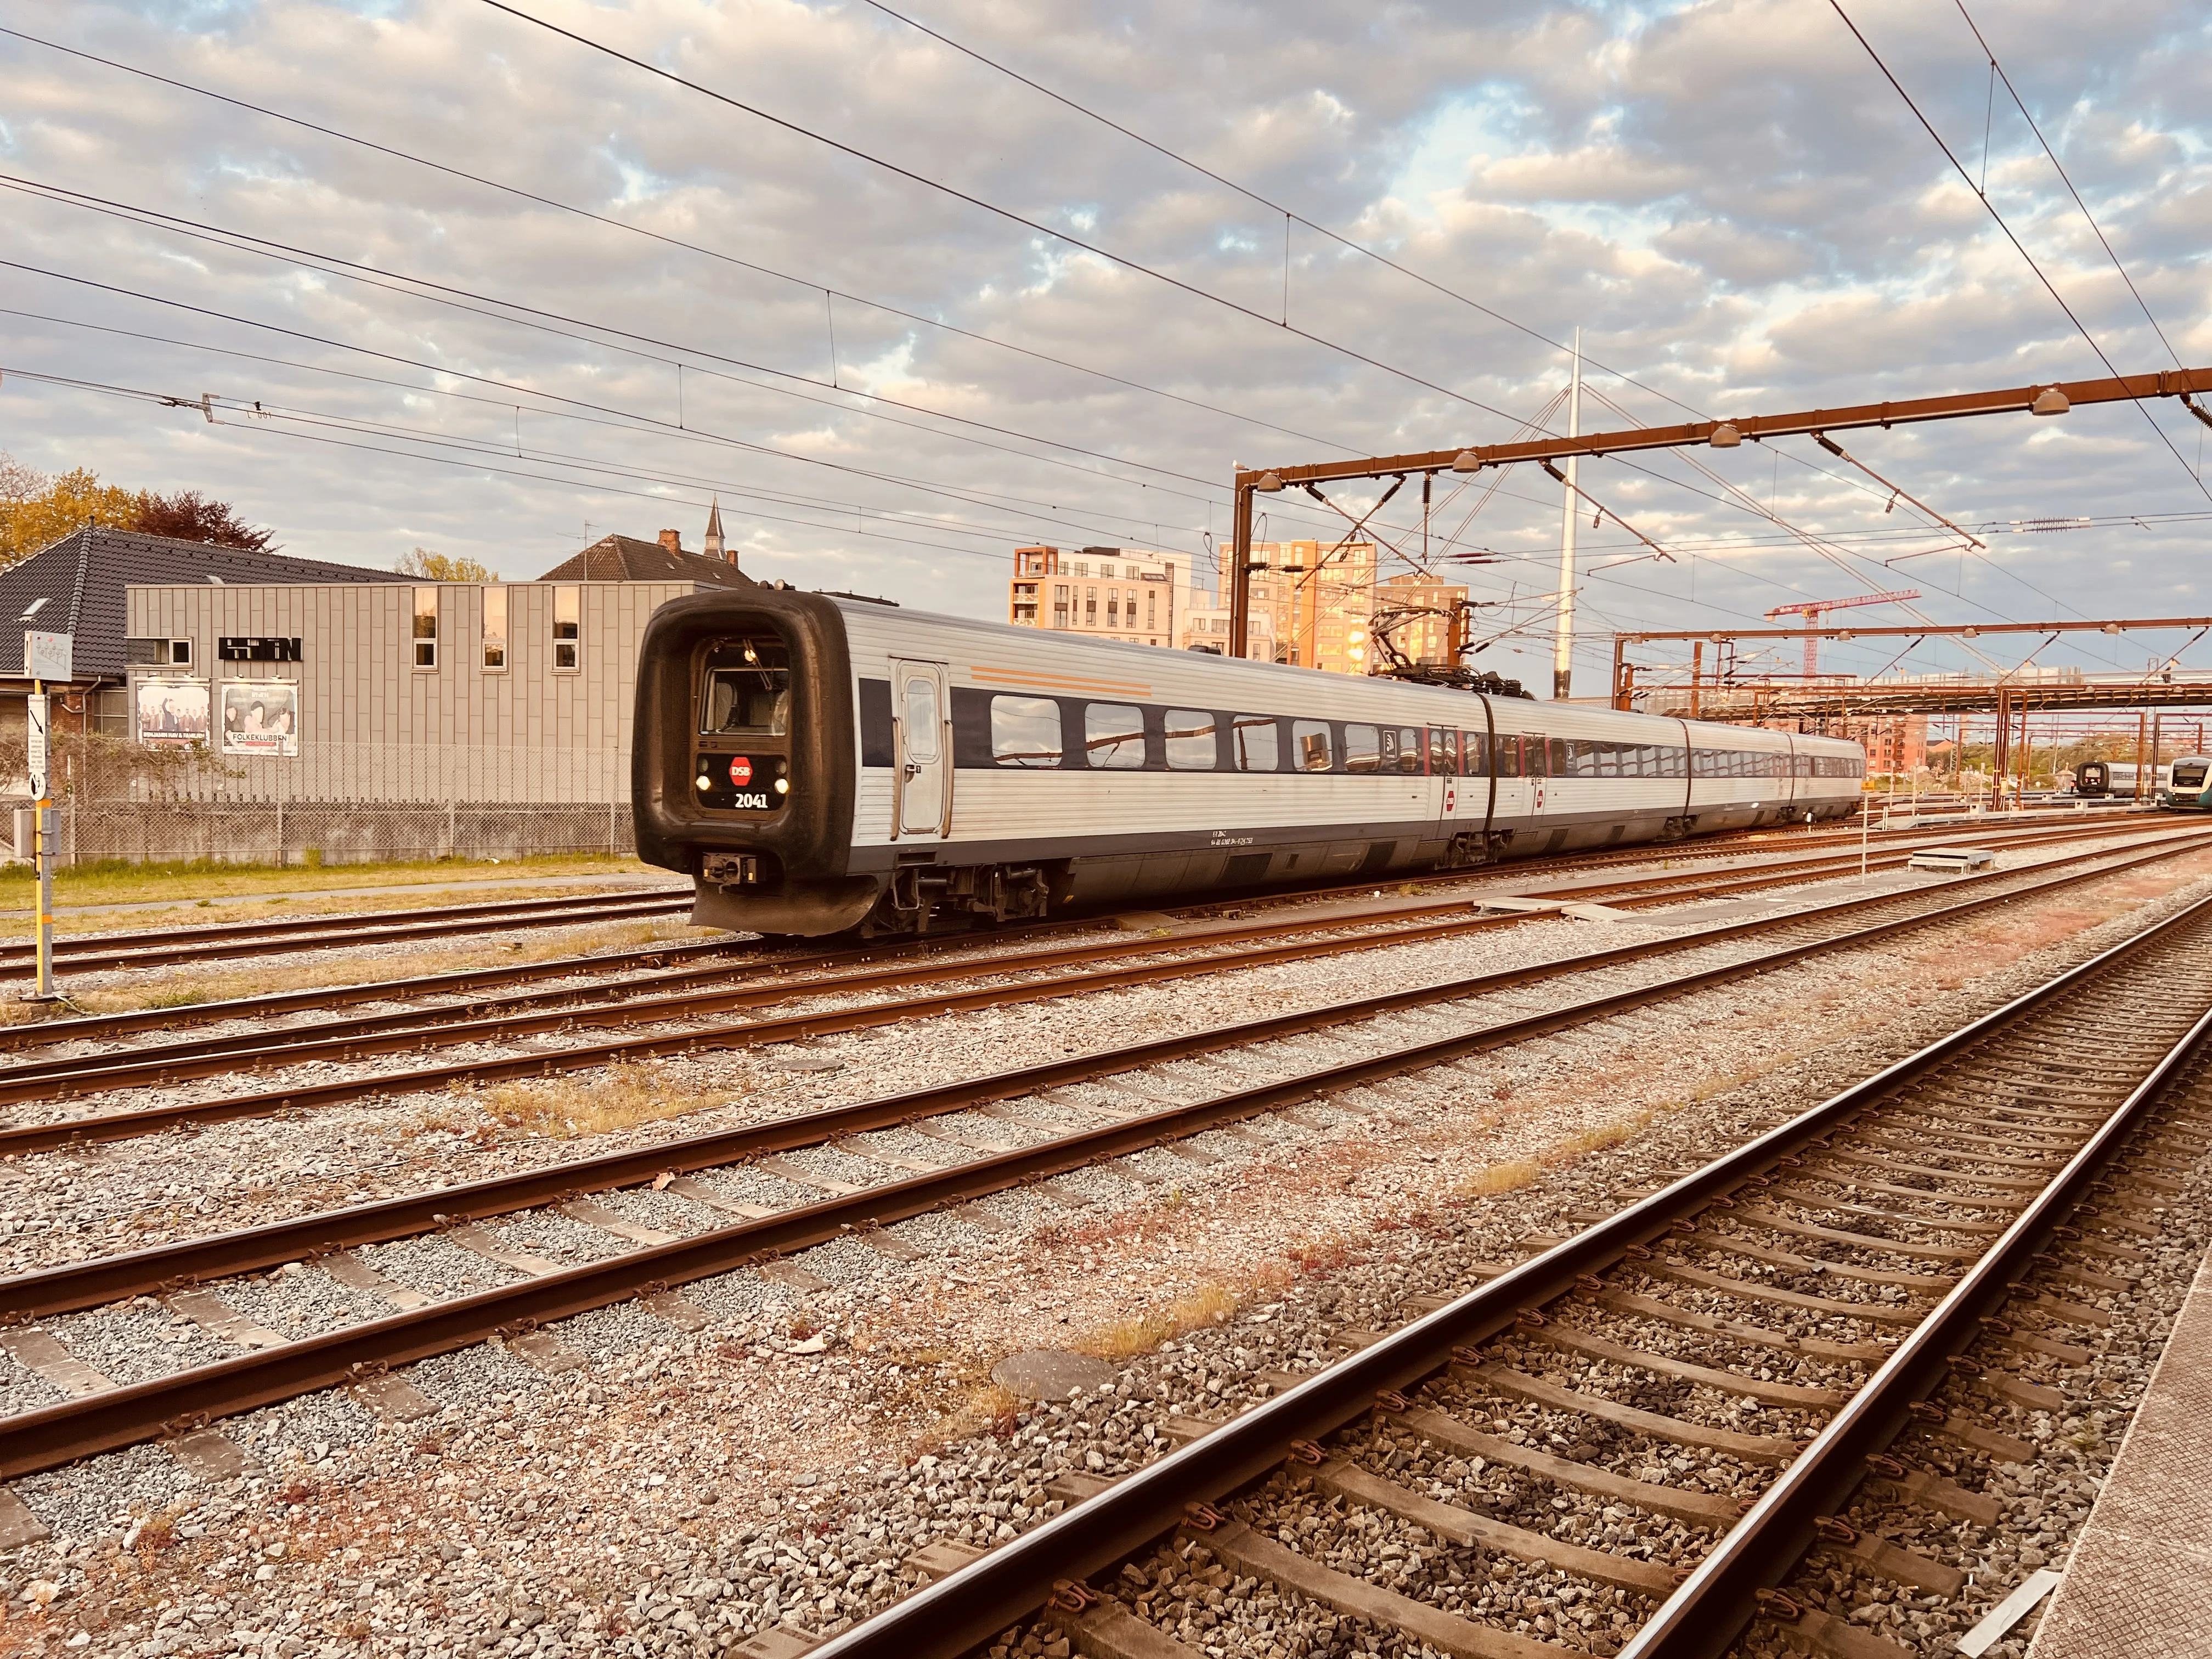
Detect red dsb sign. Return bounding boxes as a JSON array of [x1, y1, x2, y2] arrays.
[[729, 755, 754, 787]]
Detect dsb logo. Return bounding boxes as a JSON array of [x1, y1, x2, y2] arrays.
[[729, 755, 754, 787]]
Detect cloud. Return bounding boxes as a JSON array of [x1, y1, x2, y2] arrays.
[[0, 0, 2205, 690]]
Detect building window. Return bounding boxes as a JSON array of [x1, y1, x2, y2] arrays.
[[553, 585, 581, 671], [413, 586, 439, 669], [1107, 596, 1119, 627], [1053, 585, 1069, 628], [1147, 590, 1158, 630], [482, 585, 508, 670], [1085, 589, 1097, 625], [1074, 562, 1088, 577]]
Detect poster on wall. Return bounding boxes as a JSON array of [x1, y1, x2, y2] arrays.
[[134, 679, 210, 745], [219, 680, 300, 757]]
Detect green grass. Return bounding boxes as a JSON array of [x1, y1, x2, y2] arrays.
[[0, 852, 663, 910]]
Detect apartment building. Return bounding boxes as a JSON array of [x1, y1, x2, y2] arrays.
[[1373, 570, 1472, 668], [1182, 541, 1378, 672], [1007, 546, 1195, 647]]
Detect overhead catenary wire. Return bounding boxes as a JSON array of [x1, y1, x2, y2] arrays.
[[0, 24, 1364, 463], [849, 0, 1733, 431], [0, 256, 1265, 553], [1950, 0, 2186, 374], [0, 367, 1064, 573], [1827, 0, 2212, 504], [473, 0, 1551, 432], [0, 171, 1237, 509], [12, 9, 2187, 620]]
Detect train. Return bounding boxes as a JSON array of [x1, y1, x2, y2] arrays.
[[631, 588, 1869, 935], [2074, 760, 2169, 798], [2160, 756, 2212, 811]]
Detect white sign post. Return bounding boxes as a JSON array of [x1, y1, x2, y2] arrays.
[[21, 631, 69, 1005]]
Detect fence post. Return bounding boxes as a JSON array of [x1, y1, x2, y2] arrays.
[[447, 797, 456, 861], [274, 771, 285, 869], [66, 795, 77, 868]]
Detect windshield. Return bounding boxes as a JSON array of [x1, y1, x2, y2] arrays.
[[701, 637, 790, 735], [2172, 763, 2208, 789]]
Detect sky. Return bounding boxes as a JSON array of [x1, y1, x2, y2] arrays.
[[1, 0, 2208, 696]]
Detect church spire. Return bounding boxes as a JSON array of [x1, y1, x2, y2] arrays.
[[703, 496, 728, 563]]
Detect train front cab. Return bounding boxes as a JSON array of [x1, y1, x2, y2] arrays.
[[632, 589, 878, 934], [2160, 756, 2212, 812]]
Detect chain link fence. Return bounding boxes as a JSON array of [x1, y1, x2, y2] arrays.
[[13, 737, 636, 866]]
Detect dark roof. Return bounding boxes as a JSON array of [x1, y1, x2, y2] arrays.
[[537, 534, 755, 588], [0, 525, 402, 682]]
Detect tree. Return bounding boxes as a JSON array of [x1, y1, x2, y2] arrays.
[[0, 456, 138, 562], [395, 546, 495, 581], [0, 452, 279, 563], [131, 489, 277, 552]]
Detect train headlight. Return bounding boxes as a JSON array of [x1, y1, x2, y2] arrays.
[[695, 773, 712, 791], [774, 777, 790, 794]]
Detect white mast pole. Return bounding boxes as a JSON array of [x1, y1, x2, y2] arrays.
[[1553, 328, 1582, 701]]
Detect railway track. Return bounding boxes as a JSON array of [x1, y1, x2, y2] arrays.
[[803, 881, 2212, 1659], [0, 827, 2201, 1501], [0, 816, 2174, 1143], [0, 815, 2085, 1018], [0, 885, 695, 976], [6, 821, 2206, 1158]]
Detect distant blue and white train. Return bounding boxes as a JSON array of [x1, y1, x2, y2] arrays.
[[632, 591, 1868, 935]]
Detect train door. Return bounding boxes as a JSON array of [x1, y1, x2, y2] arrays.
[[1491, 726, 1536, 834], [891, 659, 951, 840]]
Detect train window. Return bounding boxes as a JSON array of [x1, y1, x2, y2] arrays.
[[700, 639, 791, 736], [1294, 720, 1334, 772], [1085, 703, 1147, 769], [1461, 731, 1489, 777], [1430, 729, 1458, 776], [903, 677, 940, 762], [1164, 710, 1218, 770], [1234, 715, 1280, 772], [1390, 727, 1423, 774], [1494, 735, 1522, 778], [990, 695, 1063, 767], [1344, 725, 1381, 774]]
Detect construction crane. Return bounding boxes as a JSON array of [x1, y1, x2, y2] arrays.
[[1764, 589, 1923, 678]]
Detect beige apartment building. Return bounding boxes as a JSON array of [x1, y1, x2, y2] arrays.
[[1178, 541, 1379, 672], [1008, 546, 1194, 647]]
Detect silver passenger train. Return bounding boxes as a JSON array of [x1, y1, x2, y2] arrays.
[[633, 590, 1869, 935]]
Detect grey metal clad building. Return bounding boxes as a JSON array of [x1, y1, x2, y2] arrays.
[[0, 524, 401, 738], [12, 517, 760, 861]]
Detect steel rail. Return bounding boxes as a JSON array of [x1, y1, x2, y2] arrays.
[[0, 817, 2131, 1101], [0, 817, 2029, 1050], [0, 891, 694, 975], [0, 883, 689, 958], [1620, 991, 2212, 1657], [8, 827, 2206, 1158], [2, 833, 2202, 1350], [798, 888, 2212, 1659]]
